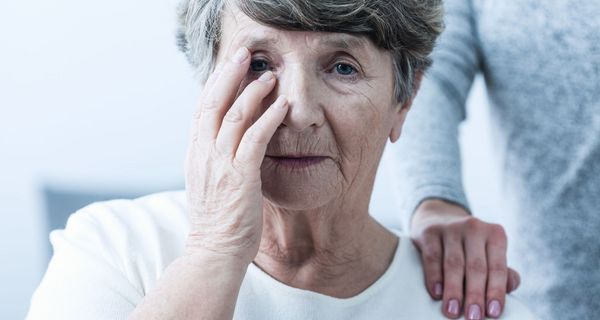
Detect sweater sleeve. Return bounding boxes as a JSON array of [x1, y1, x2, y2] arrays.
[[390, 0, 481, 231], [26, 204, 144, 320]]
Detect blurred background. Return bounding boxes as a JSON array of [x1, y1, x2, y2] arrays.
[[0, 0, 506, 318]]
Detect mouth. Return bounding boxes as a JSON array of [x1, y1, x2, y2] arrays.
[[265, 155, 328, 169]]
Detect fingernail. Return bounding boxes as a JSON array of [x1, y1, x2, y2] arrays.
[[258, 71, 274, 82], [488, 300, 502, 318], [447, 299, 460, 316], [232, 47, 248, 63], [434, 282, 443, 298], [467, 304, 482, 320]]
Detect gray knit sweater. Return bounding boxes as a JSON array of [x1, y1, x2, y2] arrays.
[[391, 0, 600, 319]]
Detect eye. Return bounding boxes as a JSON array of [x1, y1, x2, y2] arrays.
[[250, 59, 269, 72], [334, 63, 357, 76]]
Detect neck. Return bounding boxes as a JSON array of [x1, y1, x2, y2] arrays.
[[254, 199, 398, 298]]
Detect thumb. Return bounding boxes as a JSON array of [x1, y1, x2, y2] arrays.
[[506, 267, 521, 293]]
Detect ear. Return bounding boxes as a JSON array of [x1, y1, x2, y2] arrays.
[[389, 71, 424, 143]]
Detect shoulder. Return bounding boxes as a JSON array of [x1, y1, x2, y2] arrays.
[[60, 190, 189, 253], [74, 190, 189, 234], [390, 230, 537, 320], [28, 191, 190, 318], [52, 190, 189, 289]]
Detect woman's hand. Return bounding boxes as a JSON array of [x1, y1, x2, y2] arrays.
[[411, 199, 520, 320], [132, 47, 288, 320], [185, 46, 288, 265]]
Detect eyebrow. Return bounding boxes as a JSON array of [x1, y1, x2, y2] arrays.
[[244, 36, 280, 49], [320, 36, 368, 50], [241, 34, 368, 51]]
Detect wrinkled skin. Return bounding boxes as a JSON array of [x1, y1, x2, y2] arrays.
[[184, 5, 518, 320], [185, 7, 407, 266]]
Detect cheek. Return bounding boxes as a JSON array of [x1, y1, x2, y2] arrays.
[[323, 88, 394, 187], [325, 93, 389, 160], [325, 110, 375, 188], [320, 72, 374, 101]]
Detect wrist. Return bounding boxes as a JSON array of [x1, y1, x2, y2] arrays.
[[176, 250, 249, 290], [412, 198, 470, 228], [131, 246, 247, 319], [185, 231, 259, 267], [182, 246, 251, 271]]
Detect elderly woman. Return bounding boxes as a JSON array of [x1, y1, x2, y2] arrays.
[[27, 0, 534, 319]]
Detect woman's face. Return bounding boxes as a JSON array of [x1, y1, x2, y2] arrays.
[[216, 7, 410, 210]]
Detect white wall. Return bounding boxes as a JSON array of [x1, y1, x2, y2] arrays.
[[0, 1, 502, 318], [460, 77, 507, 225], [0, 0, 196, 318], [370, 76, 505, 229]]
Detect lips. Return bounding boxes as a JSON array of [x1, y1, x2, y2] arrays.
[[265, 155, 328, 169]]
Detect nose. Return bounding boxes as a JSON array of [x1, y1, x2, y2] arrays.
[[275, 66, 325, 132]]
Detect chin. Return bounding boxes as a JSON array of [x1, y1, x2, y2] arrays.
[[260, 174, 339, 211]]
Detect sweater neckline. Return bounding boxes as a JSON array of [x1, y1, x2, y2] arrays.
[[246, 233, 406, 306]]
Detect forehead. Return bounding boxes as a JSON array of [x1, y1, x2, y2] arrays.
[[220, 6, 378, 56]]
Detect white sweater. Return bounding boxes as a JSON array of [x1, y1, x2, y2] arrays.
[[27, 191, 535, 319]]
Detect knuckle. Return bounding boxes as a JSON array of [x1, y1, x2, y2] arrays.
[[209, 143, 227, 158], [193, 109, 203, 120], [191, 128, 201, 144], [466, 291, 485, 303], [244, 128, 266, 145], [488, 238, 507, 251], [465, 217, 482, 231], [466, 258, 487, 274], [422, 224, 443, 237], [488, 237, 508, 252], [224, 107, 243, 123], [230, 158, 250, 177], [487, 287, 506, 299], [443, 282, 462, 295], [488, 261, 507, 274], [445, 254, 465, 269], [201, 98, 220, 111], [423, 249, 443, 265], [489, 224, 507, 240]]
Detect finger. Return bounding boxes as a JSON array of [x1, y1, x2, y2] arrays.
[[464, 230, 488, 320], [506, 267, 520, 293], [442, 232, 465, 319], [415, 232, 444, 300], [195, 47, 251, 142], [190, 64, 224, 141], [215, 71, 277, 155], [235, 95, 288, 166], [200, 63, 225, 99], [193, 61, 227, 124], [485, 226, 508, 318]]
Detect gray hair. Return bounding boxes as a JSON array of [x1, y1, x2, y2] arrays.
[[176, 0, 444, 103]]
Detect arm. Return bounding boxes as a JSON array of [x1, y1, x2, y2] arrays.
[[27, 204, 252, 320], [393, 0, 479, 227], [130, 47, 288, 319], [29, 47, 287, 320], [129, 253, 247, 320], [390, 0, 518, 318]]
